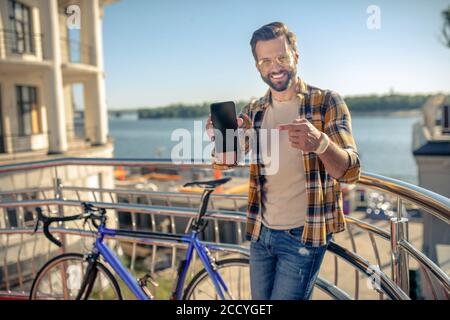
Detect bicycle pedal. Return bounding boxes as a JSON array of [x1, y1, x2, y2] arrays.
[[138, 273, 159, 288], [138, 274, 159, 299], [138, 283, 154, 299]]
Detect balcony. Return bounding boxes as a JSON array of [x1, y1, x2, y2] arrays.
[[0, 158, 448, 300], [60, 36, 94, 66], [0, 29, 43, 61], [0, 29, 95, 68]]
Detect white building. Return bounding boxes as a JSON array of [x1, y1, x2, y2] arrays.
[[0, 1, 118, 285], [0, 0, 117, 192], [0, 0, 115, 158]]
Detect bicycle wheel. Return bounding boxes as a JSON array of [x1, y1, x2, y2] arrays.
[[183, 258, 250, 300], [30, 253, 122, 300]]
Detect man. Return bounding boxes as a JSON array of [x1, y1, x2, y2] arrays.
[[206, 22, 360, 300]]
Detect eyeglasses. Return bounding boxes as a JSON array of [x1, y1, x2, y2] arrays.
[[257, 53, 293, 71]]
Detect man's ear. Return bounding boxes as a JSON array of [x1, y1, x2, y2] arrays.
[[293, 52, 299, 64]]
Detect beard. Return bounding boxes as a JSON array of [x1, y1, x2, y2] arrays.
[[260, 68, 296, 92]]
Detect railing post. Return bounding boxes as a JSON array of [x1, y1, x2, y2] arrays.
[[54, 173, 66, 253], [390, 198, 410, 295]]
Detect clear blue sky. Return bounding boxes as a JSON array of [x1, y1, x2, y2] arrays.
[[101, 0, 450, 110]]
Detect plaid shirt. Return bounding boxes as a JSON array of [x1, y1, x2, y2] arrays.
[[212, 78, 361, 247]]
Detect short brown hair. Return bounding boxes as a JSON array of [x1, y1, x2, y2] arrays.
[[250, 22, 298, 60]]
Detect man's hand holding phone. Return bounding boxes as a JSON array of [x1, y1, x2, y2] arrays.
[[206, 101, 251, 166], [206, 114, 247, 141]]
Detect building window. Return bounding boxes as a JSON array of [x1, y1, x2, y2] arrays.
[[16, 86, 41, 136], [8, 0, 34, 54]]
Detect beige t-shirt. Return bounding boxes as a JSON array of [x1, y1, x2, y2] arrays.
[[260, 96, 307, 230]]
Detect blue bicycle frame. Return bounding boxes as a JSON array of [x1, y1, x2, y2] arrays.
[[91, 224, 232, 300]]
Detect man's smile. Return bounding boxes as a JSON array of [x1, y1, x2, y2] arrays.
[[270, 71, 288, 81]]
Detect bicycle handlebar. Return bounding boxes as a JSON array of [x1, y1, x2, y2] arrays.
[[34, 203, 106, 247], [36, 178, 231, 245]]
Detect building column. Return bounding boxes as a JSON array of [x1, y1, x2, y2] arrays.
[[41, 0, 68, 153], [63, 83, 75, 142], [0, 80, 13, 153], [82, 0, 108, 145], [0, 1, 6, 59]]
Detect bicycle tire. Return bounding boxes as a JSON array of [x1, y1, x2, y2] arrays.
[[30, 253, 122, 300], [183, 258, 250, 300]]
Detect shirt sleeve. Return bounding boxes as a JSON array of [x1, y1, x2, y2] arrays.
[[324, 91, 361, 184]]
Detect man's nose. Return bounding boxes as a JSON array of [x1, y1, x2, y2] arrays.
[[271, 63, 283, 73]]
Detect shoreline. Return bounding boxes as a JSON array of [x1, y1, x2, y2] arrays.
[[131, 109, 423, 120], [111, 109, 423, 120], [348, 109, 422, 117]]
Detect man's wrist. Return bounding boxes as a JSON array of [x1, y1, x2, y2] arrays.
[[314, 132, 330, 155]]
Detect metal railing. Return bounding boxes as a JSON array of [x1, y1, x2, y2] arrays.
[[60, 36, 94, 65], [0, 29, 43, 57], [0, 29, 94, 66], [0, 158, 449, 300], [0, 199, 408, 300]]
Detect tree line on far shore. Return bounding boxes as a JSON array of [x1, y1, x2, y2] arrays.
[[135, 93, 446, 119]]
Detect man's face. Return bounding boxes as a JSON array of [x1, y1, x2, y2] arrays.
[[254, 36, 298, 92]]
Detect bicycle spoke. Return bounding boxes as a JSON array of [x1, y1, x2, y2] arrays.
[[195, 284, 217, 299], [97, 272, 105, 300], [61, 261, 69, 300]]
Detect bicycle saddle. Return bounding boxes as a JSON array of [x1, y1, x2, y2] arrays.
[[183, 177, 232, 188]]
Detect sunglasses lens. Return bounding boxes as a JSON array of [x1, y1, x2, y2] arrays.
[[258, 53, 293, 70], [259, 60, 271, 70], [277, 54, 292, 66]]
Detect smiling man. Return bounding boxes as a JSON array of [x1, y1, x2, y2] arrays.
[[206, 22, 361, 300]]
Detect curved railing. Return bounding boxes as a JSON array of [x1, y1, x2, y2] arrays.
[[358, 173, 449, 223], [0, 199, 409, 300], [0, 158, 448, 300]]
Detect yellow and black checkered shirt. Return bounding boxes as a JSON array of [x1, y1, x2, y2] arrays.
[[212, 78, 361, 247]]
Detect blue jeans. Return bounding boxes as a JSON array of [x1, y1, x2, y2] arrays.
[[250, 224, 332, 300]]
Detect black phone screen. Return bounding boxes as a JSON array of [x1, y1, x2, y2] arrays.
[[210, 101, 238, 156]]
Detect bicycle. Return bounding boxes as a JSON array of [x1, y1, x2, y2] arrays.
[[29, 177, 250, 300]]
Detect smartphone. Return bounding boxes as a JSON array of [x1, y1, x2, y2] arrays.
[[210, 101, 239, 165]]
